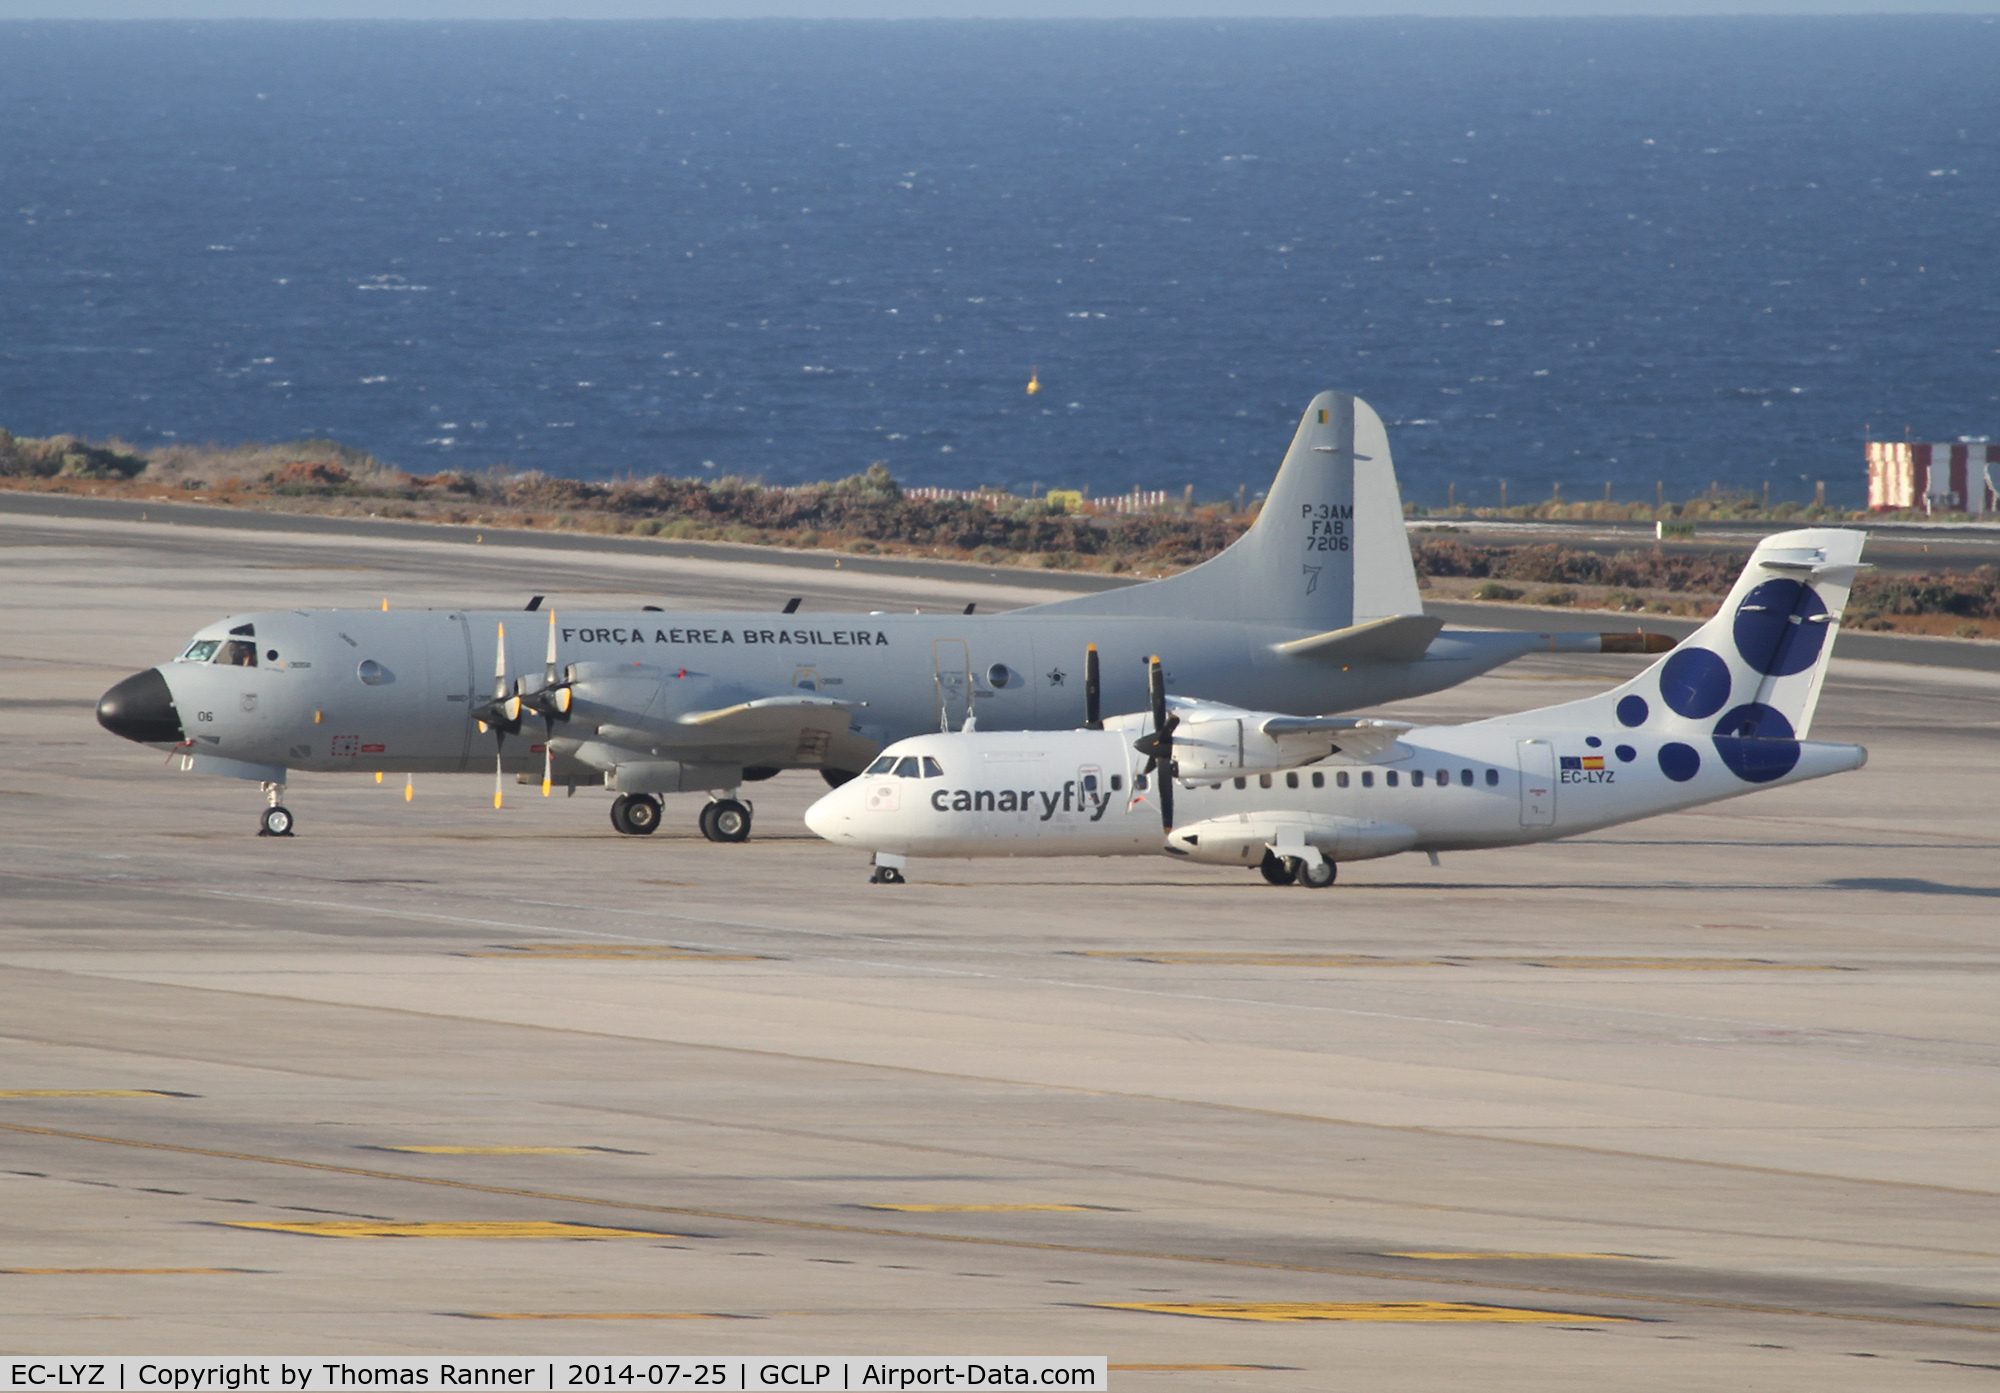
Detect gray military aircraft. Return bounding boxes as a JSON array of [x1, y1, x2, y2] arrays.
[[95, 391, 1670, 840]]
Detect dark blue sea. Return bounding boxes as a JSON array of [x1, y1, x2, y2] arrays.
[[3, 18, 1996, 509]]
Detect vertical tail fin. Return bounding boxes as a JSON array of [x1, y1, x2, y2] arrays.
[[1493, 529, 1868, 759], [1025, 392, 1421, 629]]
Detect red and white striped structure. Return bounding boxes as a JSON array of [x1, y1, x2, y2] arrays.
[[1867, 441, 1998, 516]]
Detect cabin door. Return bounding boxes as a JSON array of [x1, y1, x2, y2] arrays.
[[1516, 739, 1557, 826]]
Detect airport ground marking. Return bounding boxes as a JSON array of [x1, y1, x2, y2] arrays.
[[373, 1146, 598, 1155], [0, 1089, 196, 1099], [1, 1267, 259, 1275], [459, 944, 777, 961], [1382, 1252, 1665, 1261], [220, 1220, 675, 1239], [453, 1312, 748, 1320], [858, 1204, 1121, 1213], [9, 1120, 2000, 1336], [1071, 952, 1843, 971], [1099, 1301, 1629, 1323]]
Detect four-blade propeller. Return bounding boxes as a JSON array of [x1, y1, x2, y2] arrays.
[[472, 613, 578, 805]]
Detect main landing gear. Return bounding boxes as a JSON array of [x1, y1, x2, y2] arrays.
[[1259, 850, 1335, 887], [609, 793, 663, 836], [699, 798, 752, 843], [257, 781, 294, 838], [608, 793, 753, 842]]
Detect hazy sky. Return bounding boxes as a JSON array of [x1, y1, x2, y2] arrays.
[[5, 2, 1995, 17]]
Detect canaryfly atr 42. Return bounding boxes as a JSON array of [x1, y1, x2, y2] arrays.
[[93, 391, 1667, 842], [804, 529, 1869, 885]]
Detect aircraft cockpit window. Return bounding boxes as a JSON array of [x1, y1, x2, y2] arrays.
[[894, 756, 922, 778], [214, 640, 258, 667], [921, 757, 945, 778], [181, 640, 221, 663], [865, 756, 897, 775]]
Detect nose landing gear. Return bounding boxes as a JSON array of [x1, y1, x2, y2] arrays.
[[257, 781, 295, 838]]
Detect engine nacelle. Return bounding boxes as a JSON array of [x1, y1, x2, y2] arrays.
[[1166, 812, 1417, 865]]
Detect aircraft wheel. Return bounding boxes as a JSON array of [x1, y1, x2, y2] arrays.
[[870, 866, 905, 885], [258, 805, 295, 838], [609, 794, 635, 835], [1296, 857, 1337, 889], [1258, 851, 1296, 886], [623, 794, 663, 836], [703, 798, 752, 843]]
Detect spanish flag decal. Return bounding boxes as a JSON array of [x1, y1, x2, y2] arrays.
[[1582, 756, 1605, 770]]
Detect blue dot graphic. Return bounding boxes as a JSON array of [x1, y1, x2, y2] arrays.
[[1658, 647, 1732, 720], [1733, 579, 1829, 678], [1711, 704, 1801, 783], [1658, 742, 1701, 782], [1615, 744, 1636, 763], [1585, 736, 1601, 748], [1616, 695, 1650, 727]]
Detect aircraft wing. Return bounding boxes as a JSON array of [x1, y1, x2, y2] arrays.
[[1271, 614, 1444, 665], [675, 694, 860, 738]]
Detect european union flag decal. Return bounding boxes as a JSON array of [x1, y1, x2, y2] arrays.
[[1560, 756, 1582, 771]]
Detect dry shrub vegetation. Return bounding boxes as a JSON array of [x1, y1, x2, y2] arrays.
[[3, 428, 1995, 639]]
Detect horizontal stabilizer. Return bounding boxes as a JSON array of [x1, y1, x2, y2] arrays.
[[1272, 614, 1443, 665], [1598, 631, 1679, 655]]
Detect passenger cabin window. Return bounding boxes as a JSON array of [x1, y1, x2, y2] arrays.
[[1360, 771, 1373, 788], [1337, 771, 1350, 789], [215, 640, 258, 667], [181, 640, 221, 663], [894, 757, 921, 778], [1259, 773, 1272, 789], [1311, 772, 1324, 789], [1134, 774, 1148, 791], [1385, 770, 1399, 787], [1110, 774, 1123, 792], [1411, 770, 1424, 788], [1081, 772, 1099, 793], [1485, 768, 1500, 786], [1460, 769, 1473, 786], [922, 757, 945, 778], [1437, 770, 1449, 787], [1233, 777, 1246, 790], [1285, 772, 1298, 789], [865, 755, 897, 775]]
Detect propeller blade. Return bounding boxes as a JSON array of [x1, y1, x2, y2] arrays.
[[493, 748, 504, 809], [545, 609, 559, 684], [1084, 644, 1101, 730], [542, 739, 553, 797], [493, 621, 509, 699], [1148, 655, 1174, 832]]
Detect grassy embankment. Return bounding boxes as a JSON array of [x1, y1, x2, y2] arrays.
[[5, 428, 1997, 640]]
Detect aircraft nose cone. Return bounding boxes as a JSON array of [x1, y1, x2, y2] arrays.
[[97, 668, 185, 744], [803, 790, 847, 843]]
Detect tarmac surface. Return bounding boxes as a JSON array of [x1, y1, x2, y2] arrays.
[[4, 512, 2000, 1388]]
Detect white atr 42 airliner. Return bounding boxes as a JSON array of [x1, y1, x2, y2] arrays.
[[805, 529, 1869, 885]]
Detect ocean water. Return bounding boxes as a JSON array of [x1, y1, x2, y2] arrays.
[[2, 18, 1995, 509]]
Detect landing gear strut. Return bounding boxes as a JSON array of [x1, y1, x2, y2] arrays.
[[869, 852, 907, 885], [257, 781, 294, 838], [610, 793, 662, 836], [699, 797, 752, 843], [1257, 850, 1295, 886]]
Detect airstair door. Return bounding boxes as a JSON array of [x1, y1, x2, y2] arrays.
[[1517, 739, 1557, 827], [934, 639, 972, 732]]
